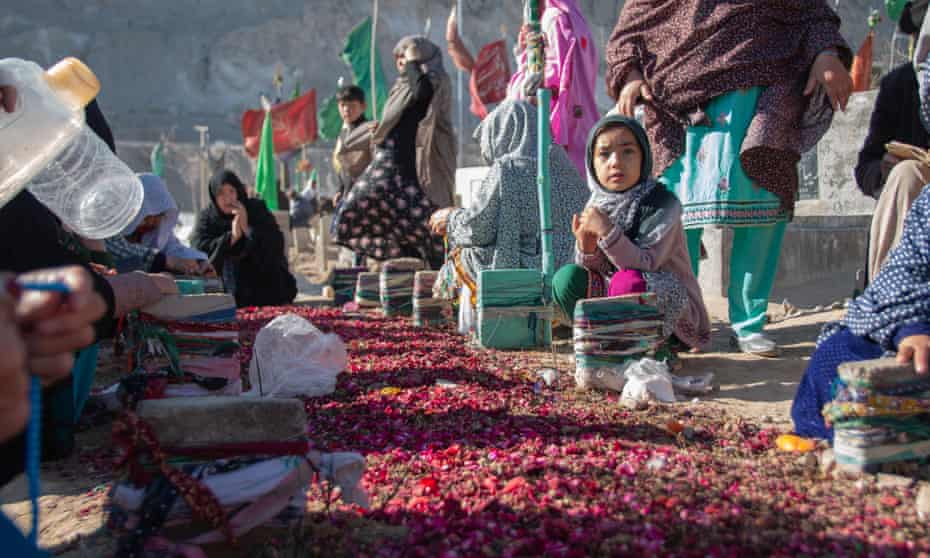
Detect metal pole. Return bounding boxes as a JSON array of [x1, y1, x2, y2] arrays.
[[194, 125, 209, 214], [526, 0, 553, 295], [456, 0, 464, 167], [371, 0, 379, 120]]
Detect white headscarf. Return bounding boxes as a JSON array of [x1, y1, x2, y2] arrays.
[[120, 173, 207, 260]]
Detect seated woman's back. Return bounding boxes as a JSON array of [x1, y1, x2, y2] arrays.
[[445, 100, 588, 276]]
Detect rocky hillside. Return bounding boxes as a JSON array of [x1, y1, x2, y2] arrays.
[[0, 0, 895, 144]]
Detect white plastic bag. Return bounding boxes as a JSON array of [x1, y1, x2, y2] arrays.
[[246, 314, 347, 398], [620, 358, 676, 403]]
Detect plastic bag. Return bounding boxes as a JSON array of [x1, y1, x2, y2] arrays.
[[620, 358, 676, 403], [246, 314, 347, 397]]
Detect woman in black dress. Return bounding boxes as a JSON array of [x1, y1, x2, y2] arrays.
[[191, 170, 297, 307]]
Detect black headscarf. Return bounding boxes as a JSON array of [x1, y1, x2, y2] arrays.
[[207, 169, 249, 219]]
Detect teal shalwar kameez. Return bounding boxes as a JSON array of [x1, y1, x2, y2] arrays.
[[659, 87, 787, 338]]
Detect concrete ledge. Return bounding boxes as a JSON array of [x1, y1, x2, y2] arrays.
[[698, 215, 869, 305]]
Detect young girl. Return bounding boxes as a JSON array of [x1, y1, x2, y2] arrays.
[[552, 115, 711, 352]]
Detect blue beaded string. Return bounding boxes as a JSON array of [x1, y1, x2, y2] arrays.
[[26, 375, 40, 547]]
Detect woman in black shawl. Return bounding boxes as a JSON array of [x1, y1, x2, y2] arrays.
[[191, 170, 296, 307], [331, 36, 446, 269]]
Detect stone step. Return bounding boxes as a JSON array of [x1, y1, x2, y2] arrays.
[[136, 396, 307, 447]]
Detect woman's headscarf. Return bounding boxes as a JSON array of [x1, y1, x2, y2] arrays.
[[583, 115, 658, 235], [476, 98, 537, 162], [119, 173, 207, 260], [208, 169, 248, 219]]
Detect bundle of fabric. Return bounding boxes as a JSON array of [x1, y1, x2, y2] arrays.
[[355, 272, 381, 308], [573, 294, 665, 391], [101, 294, 242, 409], [332, 267, 367, 306], [380, 258, 425, 317], [108, 399, 367, 556], [173, 276, 225, 294], [825, 358, 930, 469], [413, 271, 450, 327], [476, 269, 552, 349]]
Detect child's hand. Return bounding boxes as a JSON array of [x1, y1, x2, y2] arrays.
[[580, 207, 613, 238], [572, 214, 597, 254]]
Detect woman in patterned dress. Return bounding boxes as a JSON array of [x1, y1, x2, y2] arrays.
[[332, 36, 448, 269], [428, 100, 587, 330], [605, 1, 853, 356]]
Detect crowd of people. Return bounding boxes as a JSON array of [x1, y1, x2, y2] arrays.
[[4, 0, 930, 552]]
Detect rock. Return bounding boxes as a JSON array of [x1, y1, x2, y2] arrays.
[[917, 482, 930, 521], [646, 456, 667, 471], [819, 449, 836, 475], [620, 397, 648, 411], [798, 452, 818, 469], [876, 473, 915, 489], [137, 396, 308, 447]]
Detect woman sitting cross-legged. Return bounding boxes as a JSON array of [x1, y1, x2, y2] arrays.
[[552, 115, 711, 360], [792, 186, 930, 440], [428, 100, 588, 333], [191, 170, 297, 308]]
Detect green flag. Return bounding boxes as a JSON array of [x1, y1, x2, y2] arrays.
[[318, 16, 389, 140], [319, 93, 343, 141], [254, 111, 278, 211], [886, 0, 907, 21], [150, 141, 164, 178], [341, 16, 388, 121]]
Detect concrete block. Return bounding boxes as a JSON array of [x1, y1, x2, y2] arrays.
[[810, 90, 879, 218], [136, 396, 307, 447], [696, 215, 869, 304]]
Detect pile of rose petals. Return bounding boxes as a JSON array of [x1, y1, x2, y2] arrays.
[[237, 306, 929, 557]]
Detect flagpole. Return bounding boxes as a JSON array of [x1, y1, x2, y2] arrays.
[[456, 0, 464, 168], [371, 0, 379, 121]]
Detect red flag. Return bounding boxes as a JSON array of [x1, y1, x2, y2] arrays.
[[241, 89, 318, 158], [850, 32, 873, 93], [469, 40, 510, 119]]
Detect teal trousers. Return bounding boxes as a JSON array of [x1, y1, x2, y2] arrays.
[[685, 223, 786, 337]]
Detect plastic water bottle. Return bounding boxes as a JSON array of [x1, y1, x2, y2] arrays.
[[0, 57, 142, 239]]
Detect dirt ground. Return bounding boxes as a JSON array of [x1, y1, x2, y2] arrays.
[[0, 254, 849, 555]]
